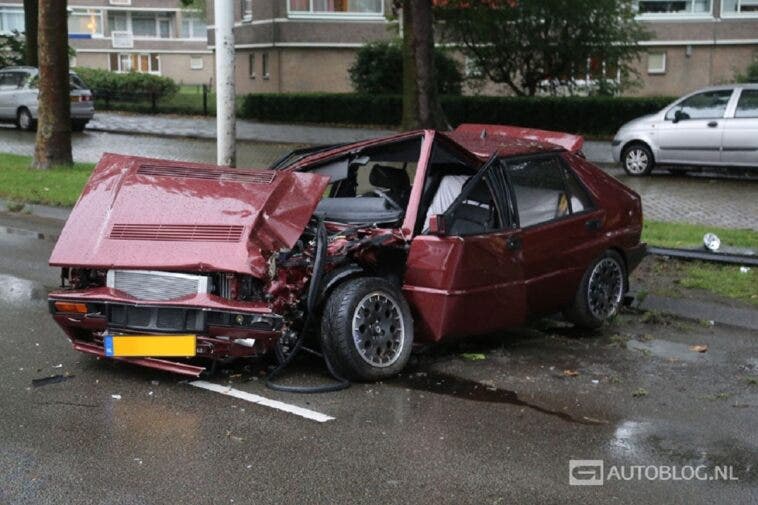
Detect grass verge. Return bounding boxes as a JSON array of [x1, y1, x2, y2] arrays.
[[642, 220, 758, 250], [680, 263, 757, 305], [0, 153, 95, 207]]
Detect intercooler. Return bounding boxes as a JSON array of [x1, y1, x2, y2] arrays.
[[106, 269, 210, 301]]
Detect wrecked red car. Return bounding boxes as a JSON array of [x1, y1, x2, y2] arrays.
[[48, 124, 645, 380]]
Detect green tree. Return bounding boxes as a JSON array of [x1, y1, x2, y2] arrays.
[[437, 0, 649, 96], [0, 32, 25, 67], [33, 0, 72, 169], [350, 41, 463, 95], [735, 61, 758, 83]]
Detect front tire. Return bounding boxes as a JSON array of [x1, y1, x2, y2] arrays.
[[16, 108, 35, 131], [564, 251, 627, 329], [321, 277, 413, 381], [622, 143, 654, 176]]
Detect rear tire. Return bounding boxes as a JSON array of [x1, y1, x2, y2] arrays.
[[321, 277, 413, 381], [16, 108, 35, 132], [564, 250, 627, 329], [71, 120, 88, 132], [622, 143, 654, 176]]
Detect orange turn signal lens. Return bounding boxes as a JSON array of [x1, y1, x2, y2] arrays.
[[54, 302, 88, 314]]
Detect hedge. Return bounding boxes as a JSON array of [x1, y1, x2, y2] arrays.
[[73, 67, 179, 101], [240, 93, 676, 135]]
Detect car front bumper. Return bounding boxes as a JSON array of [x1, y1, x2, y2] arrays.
[[48, 289, 285, 377]]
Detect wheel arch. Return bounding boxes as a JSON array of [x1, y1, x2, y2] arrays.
[[621, 139, 655, 163]]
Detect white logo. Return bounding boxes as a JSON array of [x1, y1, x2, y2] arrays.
[[569, 460, 604, 486]]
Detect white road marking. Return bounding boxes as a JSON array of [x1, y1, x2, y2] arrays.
[[188, 380, 335, 423]]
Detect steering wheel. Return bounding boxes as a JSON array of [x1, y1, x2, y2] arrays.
[[371, 189, 402, 211]]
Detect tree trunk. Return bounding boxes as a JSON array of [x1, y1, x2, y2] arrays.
[[23, 0, 38, 67], [401, 0, 448, 130], [33, 0, 72, 169]]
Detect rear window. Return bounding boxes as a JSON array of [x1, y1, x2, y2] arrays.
[[735, 89, 758, 119], [70, 74, 87, 90]]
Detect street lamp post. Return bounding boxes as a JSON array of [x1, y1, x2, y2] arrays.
[[214, 0, 236, 167]]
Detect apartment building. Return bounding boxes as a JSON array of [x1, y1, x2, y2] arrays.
[[632, 0, 758, 96], [0, 0, 213, 84], [206, 0, 396, 94], [209, 1, 757, 97]]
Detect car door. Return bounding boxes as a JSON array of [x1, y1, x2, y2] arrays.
[[721, 88, 758, 167], [403, 157, 527, 342], [0, 72, 15, 119], [500, 153, 604, 318], [656, 89, 734, 165]]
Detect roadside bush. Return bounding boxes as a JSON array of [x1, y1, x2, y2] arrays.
[[240, 93, 675, 134], [73, 67, 179, 100], [349, 41, 463, 95], [735, 61, 758, 83]]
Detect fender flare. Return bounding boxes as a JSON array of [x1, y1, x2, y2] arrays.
[[317, 264, 365, 306]]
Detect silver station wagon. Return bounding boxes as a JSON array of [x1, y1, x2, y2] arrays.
[[0, 66, 94, 132], [612, 84, 758, 176]]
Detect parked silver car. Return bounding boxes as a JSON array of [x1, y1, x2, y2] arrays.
[[0, 66, 94, 132], [612, 84, 758, 176]]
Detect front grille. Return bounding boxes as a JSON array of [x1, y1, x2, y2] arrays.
[[109, 224, 244, 243], [108, 304, 206, 333], [107, 270, 209, 301]]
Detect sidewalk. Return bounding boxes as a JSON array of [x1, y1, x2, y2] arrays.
[[88, 111, 614, 164], [88, 112, 396, 146]]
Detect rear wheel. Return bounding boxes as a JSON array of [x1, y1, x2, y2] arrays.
[[622, 143, 654, 176], [71, 120, 88, 132], [16, 108, 35, 131], [564, 251, 626, 329], [321, 277, 413, 381]]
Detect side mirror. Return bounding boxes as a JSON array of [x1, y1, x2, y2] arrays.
[[428, 214, 446, 235], [672, 109, 685, 124]]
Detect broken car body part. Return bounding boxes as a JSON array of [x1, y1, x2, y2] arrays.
[[47, 124, 646, 382]]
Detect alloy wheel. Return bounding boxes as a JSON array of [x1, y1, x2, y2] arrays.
[[624, 148, 649, 175], [587, 258, 624, 320], [351, 291, 405, 367]]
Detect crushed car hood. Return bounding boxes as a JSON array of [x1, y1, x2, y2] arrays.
[[49, 153, 329, 278]]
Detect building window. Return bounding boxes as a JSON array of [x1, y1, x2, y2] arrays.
[[132, 13, 171, 38], [108, 12, 129, 33], [261, 53, 270, 79], [647, 52, 667, 74], [241, 0, 253, 21], [634, 0, 711, 16], [110, 53, 160, 74], [288, 0, 383, 16], [181, 13, 207, 38], [68, 9, 103, 36], [248, 53, 256, 78], [722, 0, 758, 15], [0, 7, 24, 34]]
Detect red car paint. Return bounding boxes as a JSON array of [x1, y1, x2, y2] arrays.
[[48, 127, 644, 377]]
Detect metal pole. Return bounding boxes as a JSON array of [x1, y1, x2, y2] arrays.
[[214, 0, 236, 167]]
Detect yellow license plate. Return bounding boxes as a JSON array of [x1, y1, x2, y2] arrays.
[[104, 334, 196, 357]]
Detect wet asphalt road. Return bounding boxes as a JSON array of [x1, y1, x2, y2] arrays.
[[0, 213, 756, 504]]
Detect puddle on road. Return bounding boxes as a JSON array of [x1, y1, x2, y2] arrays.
[[0, 274, 47, 304], [627, 339, 719, 363], [0, 225, 56, 242], [394, 370, 606, 425]]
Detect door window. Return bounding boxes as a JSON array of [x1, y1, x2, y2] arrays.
[[665, 89, 733, 120], [503, 156, 593, 228], [735, 89, 758, 118], [443, 171, 504, 236]]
